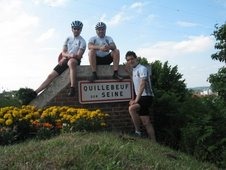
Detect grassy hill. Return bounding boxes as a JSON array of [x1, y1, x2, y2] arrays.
[[0, 132, 217, 170]]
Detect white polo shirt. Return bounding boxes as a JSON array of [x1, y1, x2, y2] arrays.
[[64, 35, 86, 55], [132, 64, 154, 96], [88, 35, 114, 57]]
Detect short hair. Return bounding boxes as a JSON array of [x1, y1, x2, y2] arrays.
[[125, 51, 137, 59]]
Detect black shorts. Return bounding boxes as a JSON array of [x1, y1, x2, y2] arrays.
[[96, 53, 113, 65], [137, 96, 153, 116], [53, 59, 81, 75]]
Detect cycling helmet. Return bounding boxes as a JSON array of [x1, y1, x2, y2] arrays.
[[71, 20, 83, 29], [95, 22, 106, 30]]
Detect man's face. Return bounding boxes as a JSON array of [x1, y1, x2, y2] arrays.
[[96, 28, 106, 38], [72, 27, 82, 36], [126, 55, 137, 67]]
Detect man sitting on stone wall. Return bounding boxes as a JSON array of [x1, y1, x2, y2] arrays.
[[88, 22, 123, 82], [35, 20, 86, 97]]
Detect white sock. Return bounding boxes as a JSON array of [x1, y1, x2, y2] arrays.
[[135, 131, 141, 135]]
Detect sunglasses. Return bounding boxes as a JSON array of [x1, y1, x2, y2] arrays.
[[72, 27, 81, 30], [96, 28, 106, 31]]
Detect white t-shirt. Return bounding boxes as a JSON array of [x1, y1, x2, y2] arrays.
[[64, 35, 86, 55], [132, 64, 154, 96], [88, 35, 114, 57]]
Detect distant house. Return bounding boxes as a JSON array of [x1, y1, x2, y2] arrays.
[[190, 86, 218, 97], [200, 88, 213, 96]]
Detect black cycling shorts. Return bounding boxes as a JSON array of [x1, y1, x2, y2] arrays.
[[137, 96, 153, 116], [96, 53, 113, 65], [53, 59, 81, 75]]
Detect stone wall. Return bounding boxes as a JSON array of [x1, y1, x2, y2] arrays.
[[30, 65, 134, 132]]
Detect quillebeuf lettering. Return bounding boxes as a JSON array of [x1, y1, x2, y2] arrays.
[[80, 80, 132, 104], [106, 85, 109, 90], [84, 83, 130, 92], [116, 84, 119, 90], [124, 84, 129, 90], [111, 85, 114, 90], [83, 86, 87, 91], [88, 86, 93, 91]]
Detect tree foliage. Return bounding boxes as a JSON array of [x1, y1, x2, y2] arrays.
[[209, 23, 226, 100], [137, 57, 189, 148], [211, 23, 226, 63], [138, 57, 226, 168], [0, 91, 20, 107], [208, 67, 226, 101], [151, 60, 187, 98]]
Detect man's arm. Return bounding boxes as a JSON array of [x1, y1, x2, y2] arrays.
[[88, 41, 116, 52], [108, 42, 116, 50], [73, 48, 85, 60], [61, 45, 73, 58], [88, 42, 100, 50]]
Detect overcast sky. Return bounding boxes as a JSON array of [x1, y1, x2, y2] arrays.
[[0, 0, 225, 92]]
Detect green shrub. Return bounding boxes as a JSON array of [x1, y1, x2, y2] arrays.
[[15, 88, 37, 105], [180, 96, 226, 168], [0, 91, 20, 107]]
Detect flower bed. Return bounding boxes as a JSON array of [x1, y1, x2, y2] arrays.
[[0, 106, 109, 144]]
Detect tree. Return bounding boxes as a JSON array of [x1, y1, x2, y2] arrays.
[[0, 91, 20, 107], [138, 57, 226, 167], [211, 23, 226, 63], [208, 23, 226, 101], [208, 67, 226, 100], [137, 57, 189, 147], [151, 60, 187, 98], [150, 60, 189, 148]]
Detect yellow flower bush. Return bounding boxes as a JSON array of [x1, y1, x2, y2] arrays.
[[0, 106, 109, 144]]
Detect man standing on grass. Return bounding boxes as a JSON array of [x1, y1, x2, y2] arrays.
[[125, 51, 156, 142]]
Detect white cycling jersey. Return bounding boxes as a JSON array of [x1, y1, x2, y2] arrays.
[[64, 35, 86, 55], [89, 35, 114, 57], [132, 64, 154, 96]]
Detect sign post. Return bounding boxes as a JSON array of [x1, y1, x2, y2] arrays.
[[78, 79, 133, 104]]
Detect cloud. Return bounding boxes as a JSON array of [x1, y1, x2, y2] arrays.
[[32, 0, 68, 7], [176, 21, 199, 27], [215, 0, 226, 8], [0, 1, 39, 36], [0, 0, 56, 91], [173, 35, 213, 52], [146, 14, 157, 21], [136, 35, 214, 61], [100, 11, 131, 27], [36, 28, 55, 43], [102, 2, 146, 27], [107, 12, 132, 27], [108, 13, 124, 26], [130, 2, 144, 10], [0, 1, 39, 53]]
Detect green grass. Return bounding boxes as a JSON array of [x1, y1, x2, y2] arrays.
[[0, 132, 217, 170]]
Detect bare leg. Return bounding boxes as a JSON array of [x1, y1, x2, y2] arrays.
[[67, 58, 77, 87], [88, 49, 97, 72], [140, 116, 156, 142], [128, 103, 141, 132], [111, 49, 120, 71], [35, 70, 59, 94]]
